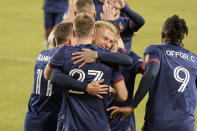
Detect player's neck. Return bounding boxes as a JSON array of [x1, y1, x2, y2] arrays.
[[75, 37, 93, 45], [56, 42, 69, 47]]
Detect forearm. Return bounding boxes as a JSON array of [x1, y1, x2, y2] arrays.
[[131, 62, 160, 108], [112, 79, 128, 102], [98, 52, 133, 66], [121, 4, 145, 31], [50, 68, 87, 92]]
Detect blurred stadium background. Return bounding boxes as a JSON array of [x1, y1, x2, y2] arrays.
[[0, 0, 196, 130]]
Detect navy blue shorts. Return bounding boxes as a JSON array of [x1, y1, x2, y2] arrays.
[[44, 12, 65, 29]]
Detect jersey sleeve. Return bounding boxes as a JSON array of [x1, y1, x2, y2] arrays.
[[120, 4, 145, 32], [49, 47, 65, 68], [111, 68, 124, 84], [97, 49, 133, 66], [118, 48, 144, 74], [144, 45, 161, 66]]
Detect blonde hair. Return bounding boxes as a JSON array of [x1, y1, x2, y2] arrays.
[[95, 21, 117, 36], [74, 13, 95, 37], [76, 0, 95, 14]]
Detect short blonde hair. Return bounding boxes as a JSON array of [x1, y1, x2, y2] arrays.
[[74, 13, 95, 37], [76, 0, 95, 14], [95, 21, 117, 36]]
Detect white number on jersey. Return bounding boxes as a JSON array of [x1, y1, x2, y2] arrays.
[[68, 69, 104, 94], [69, 69, 104, 82], [173, 66, 190, 92], [35, 69, 53, 96]]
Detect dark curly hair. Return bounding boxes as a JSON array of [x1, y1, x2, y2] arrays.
[[163, 15, 188, 46]]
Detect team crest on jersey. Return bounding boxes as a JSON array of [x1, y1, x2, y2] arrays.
[[119, 23, 124, 31], [145, 54, 149, 62]]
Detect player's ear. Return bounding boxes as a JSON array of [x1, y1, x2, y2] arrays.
[[74, 11, 77, 16]]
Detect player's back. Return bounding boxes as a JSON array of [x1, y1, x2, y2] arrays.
[[144, 44, 197, 130], [24, 48, 63, 131], [52, 44, 120, 131]]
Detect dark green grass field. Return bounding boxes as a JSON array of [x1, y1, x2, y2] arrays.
[[0, 0, 196, 130]]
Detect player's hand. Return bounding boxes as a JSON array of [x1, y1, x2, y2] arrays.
[[62, 0, 76, 22], [107, 106, 133, 120], [117, 36, 125, 49], [107, 0, 126, 10], [86, 79, 109, 99], [71, 48, 98, 68], [100, 3, 116, 21]]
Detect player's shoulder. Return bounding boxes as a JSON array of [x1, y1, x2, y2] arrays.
[[144, 44, 162, 53]]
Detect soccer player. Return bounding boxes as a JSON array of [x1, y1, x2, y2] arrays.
[[43, 0, 68, 48], [94, 0, 145, 50], [48, 0, 96, 47], [24, 22, 73, 131], [44, 13, 128, 131], [121, 15, 197, 131], [73, 21, 145, 131]]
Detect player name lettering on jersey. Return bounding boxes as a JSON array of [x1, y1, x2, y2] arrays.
[[166, 50, 195, 62], [36, 54, 52, 62]]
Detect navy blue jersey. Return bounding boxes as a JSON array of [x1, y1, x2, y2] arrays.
[[43, 0, 68, 13], [143, 44, 197, 131], [108, 49, 144, 131], [24, 48, 64, 131], [49, 44, 123, 131]]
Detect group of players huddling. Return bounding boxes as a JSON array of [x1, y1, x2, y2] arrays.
[[24, 0, 197, 131]]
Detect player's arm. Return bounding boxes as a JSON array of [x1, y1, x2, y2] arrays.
[[44, 47, 65, 80], [50, 68, 109, 99], [130, 61, 160, 108], [44, 63, 54, 80], [110, 69, 128, 102], [118, 48, 145, 74], [72, 48, 133, 68], [107, 56, 160, 119], [111, 78, 128, 102], [108, 0, 145, 32], [131, 46, 161, 108], [120, 4, 145, 31]]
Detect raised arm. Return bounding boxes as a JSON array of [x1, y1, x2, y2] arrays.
[[108, 0, 145, 32]]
